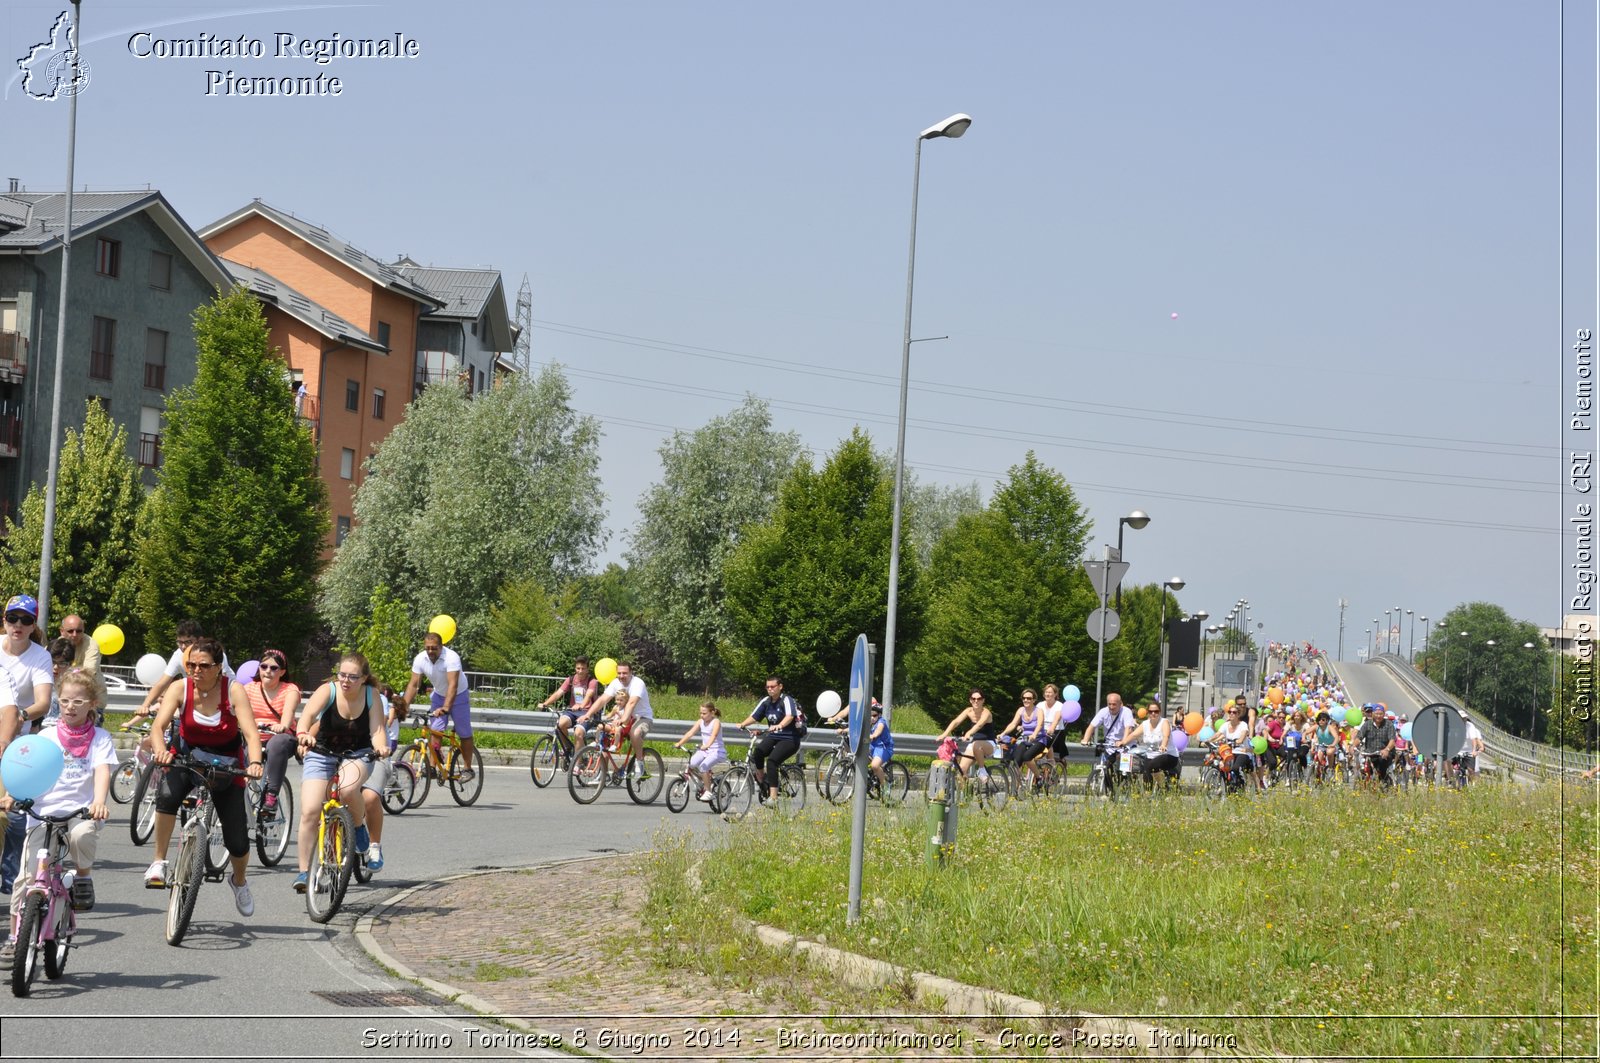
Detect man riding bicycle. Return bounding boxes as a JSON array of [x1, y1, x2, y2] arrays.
[[736, 676, 803, 804], [1080, 692, 1136, 795], [401, 632, 477, 785], [587, 661, 654, 780], [1354, 705, 1397, 788], [539, 656, 600, 762]]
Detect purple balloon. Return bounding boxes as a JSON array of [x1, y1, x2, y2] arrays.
[[235, 659, 259, 684], [1170, 729, 1189, 754], [1060, 700, 1082, 724]]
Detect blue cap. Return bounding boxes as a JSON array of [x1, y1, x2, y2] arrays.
[[5, 594, 37, 618]]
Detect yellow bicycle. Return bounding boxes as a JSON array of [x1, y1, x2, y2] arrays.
[[396, 711, 484, 807], [304, 746, 372, 923]]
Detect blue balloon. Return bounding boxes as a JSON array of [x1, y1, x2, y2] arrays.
[[1, 735, 64, 802], [1328, 707, 1347, 724], [1197, 726, 1215, 742], [1063, 684, 1081, 703], [1400, 722, 1413, 741]]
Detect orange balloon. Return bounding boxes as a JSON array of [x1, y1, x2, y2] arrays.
[[1267, 686, 1285, 705], [1183, 712, 1203, 735], [1137, 707, 1148, 720]]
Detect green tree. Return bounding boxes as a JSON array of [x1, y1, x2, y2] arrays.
[[722, 429, 919, 699], [627, 397, 802, 690], [905, 477, 981, 569], [476, 577, 624, 678], [560, 563, 643, 623], [1422, 602, 1548, 733], [0, 400, 145, 644], [136, 286, 328, 658], [345, 583, 414, 691], [904, 454, 1098, 724], [319, 365, 604, 655]]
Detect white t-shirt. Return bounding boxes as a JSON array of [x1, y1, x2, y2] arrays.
[[163, 648, 235, 681], [604, 676, 652, 720], [0, 641, 53, 714], [31, 723, 119, 820], [411, 647, 467, 695], [1464, 721, 1484, 753]]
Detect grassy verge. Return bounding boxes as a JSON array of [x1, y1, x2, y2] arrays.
[[641, 783, 1597, 1060]]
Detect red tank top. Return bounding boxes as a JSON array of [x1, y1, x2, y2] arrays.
[[179, 677, 242, 756]]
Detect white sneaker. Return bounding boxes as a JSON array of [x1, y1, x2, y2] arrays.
[[143, 860, 169, 889], [230, 878, 254, 917], [696, 788, 712, 802]]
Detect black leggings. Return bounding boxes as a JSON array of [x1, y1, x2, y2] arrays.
[[155, 769, 249, 857], [263, 733, 298, 797], [752, 733, 799, 780], [1011, 738, 1049, 765]]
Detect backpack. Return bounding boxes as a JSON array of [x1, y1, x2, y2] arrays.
[[789, 695, 808, 738]]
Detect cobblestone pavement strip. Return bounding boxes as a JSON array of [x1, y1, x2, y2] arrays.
[[360, 855, 1058, 1061]]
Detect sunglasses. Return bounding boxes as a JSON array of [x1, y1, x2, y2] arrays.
[[259, 663, 283, 673], [186, 660, 219, 672], [4, 613, 35, 625]]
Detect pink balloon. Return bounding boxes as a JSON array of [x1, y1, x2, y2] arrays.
[[1060, 700, 1082, 724]]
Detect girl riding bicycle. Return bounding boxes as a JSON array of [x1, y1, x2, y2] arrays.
[[937, 690, 996, 780], [1, 669, 116, 959], [293, 653, 390, 892], [671, 701, 727, 801]]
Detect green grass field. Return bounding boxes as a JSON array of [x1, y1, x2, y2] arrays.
[[643, 781, 1598, 1060]]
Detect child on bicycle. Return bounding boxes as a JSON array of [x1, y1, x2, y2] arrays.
[[867, 704, 894, 790], [2, 668, 116, 957], [672, 701, 727, 801]]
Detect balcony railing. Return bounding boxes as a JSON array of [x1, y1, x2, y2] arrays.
[[137, 432, 162, 469], [0, 412, 21, 458], [0, 331, 28, 383]]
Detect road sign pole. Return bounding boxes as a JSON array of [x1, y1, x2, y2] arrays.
[[846, 640, 875, 925], [1093, 582, 1109, 720]]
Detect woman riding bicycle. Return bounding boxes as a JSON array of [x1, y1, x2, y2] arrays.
[[1212, 703, 1253, 788], [292, 653, 390, 891], [242, 649, 301, 821], [736, 677, 802, 803], [999, 689, 1049, 780], [937, 690, 996, 780], [144, 637, 264, 918], [1117, 701, 1179, 787]]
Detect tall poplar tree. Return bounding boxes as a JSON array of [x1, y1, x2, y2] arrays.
[[136, 286, 329, 658]]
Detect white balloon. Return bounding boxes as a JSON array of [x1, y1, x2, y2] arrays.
[[135, 652, 167, 687], [815, 690, 842, 716]]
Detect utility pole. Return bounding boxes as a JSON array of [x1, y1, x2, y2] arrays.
[[1337, 598, 1348, 661]]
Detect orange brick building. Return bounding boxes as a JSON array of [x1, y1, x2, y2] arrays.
[[198, 201, 443, 549]]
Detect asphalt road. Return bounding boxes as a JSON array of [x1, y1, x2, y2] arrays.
[[0, 760, 727, 1061]]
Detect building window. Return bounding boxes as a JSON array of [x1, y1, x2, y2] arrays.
[[90, 316, 115, 380], [138, 406, 162, 468], [339, 448, 355, 479], [336, 516, 351, 545], [144, 329, 167, 390], [372, 387, 386, 420], [149, 251, 172, 291], [345, 378, 359, 412], [478, 369, 485, 394], [376, 321, 391, 349], [95, 238, 120, 278]]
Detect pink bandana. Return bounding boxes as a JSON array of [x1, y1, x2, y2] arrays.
[[56, 715, 95, 759]]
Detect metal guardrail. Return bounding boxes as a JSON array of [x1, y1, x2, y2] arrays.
[[1329, 653, 1596, 780]]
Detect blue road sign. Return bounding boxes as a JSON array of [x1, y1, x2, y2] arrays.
[[848, 633, 869, 752]]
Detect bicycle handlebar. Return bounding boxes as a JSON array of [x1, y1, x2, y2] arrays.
[[308, 745, 378, 762], [7, 800, 90, 823]]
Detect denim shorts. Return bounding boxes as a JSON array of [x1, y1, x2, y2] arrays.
[[302, 749, 373, 785]]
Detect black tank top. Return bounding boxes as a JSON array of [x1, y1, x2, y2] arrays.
[[318, 683, 373, 754]]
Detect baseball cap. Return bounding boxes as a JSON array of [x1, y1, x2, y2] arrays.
[[5, 594, 38, 618]]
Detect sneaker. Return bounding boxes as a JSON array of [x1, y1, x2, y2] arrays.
[[293, 872, 309, 894], [366, 844, 384, 872], [260, 791, 278, 821], [353, 824, 371, 854], [143, 860, 169, 889], [69, 876, 95, 912], [696, 788, 712, 802], [0, 939, 14, 962], [229, 878, 254, 917]]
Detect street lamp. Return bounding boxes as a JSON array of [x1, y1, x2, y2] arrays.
[[1419, 615, 1429, 670], [1156, 576, 1185, 703], [1113, 510, 1149, 610], [1364, 629, 1371, 660], [880, 111, 971, 736], [1405, 609, 1414, 662], [1523, 642, 1540, 738], [1383, 609, 1392, 655], [1371, 620, 1379, 660]]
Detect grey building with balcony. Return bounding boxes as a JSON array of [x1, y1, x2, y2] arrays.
[[393, 259, 517, 397], [0, 189, 230, 517]]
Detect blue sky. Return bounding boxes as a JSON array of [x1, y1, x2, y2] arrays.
[[2, 1, 1592, 665]]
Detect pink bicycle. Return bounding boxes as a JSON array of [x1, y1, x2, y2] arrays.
[[9, 801, 89, 997]]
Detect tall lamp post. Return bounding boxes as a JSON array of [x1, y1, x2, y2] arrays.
[[880, 112, 971, 731], [1405, 609, 1414, 662], [1382, 609, 1392, 654], [1419, 615, 1429, 671], [37, 0, 87, 632], [1371, 619, 1379, 659], [1393, 605, 1402, 656], [1523, 642, 1540, 738], [1113, 510, 1149, 611], [1155, 577, 1185, 704]]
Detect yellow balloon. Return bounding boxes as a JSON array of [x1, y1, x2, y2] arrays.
[[91, 623, 124, 656], [594, 657, 618, 685], [428, 614, 457, 645]]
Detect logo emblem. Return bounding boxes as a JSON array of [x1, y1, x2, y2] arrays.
[[17, 10, 92, 101]]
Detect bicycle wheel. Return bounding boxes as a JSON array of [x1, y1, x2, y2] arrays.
[[626, 749, 664, 805], [814, 751, 841, 801], [164, 833, 204, 946], [447, 745, 485, 807], [306, 807, 352, 924], [568, 744, 607, 805], [977, 767, 1011, 813], [256, 782, 293, 867], [718, 766, 755, 822], [203, 803, 228, 877], [775, 764, 807, 817], [110, 755, 139, 804], [665, 777, 690, 813], [1200, 765, 1227, 801], [399, 746, 431, 808], [826, 760, 856, 806], [129, 762, 159, 846], [42, 903, 70, 979], [881, 761, 911, 806], [529, 735, 560, 788], [382, 760, 416, 815], [10, 893, 44, 997]]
